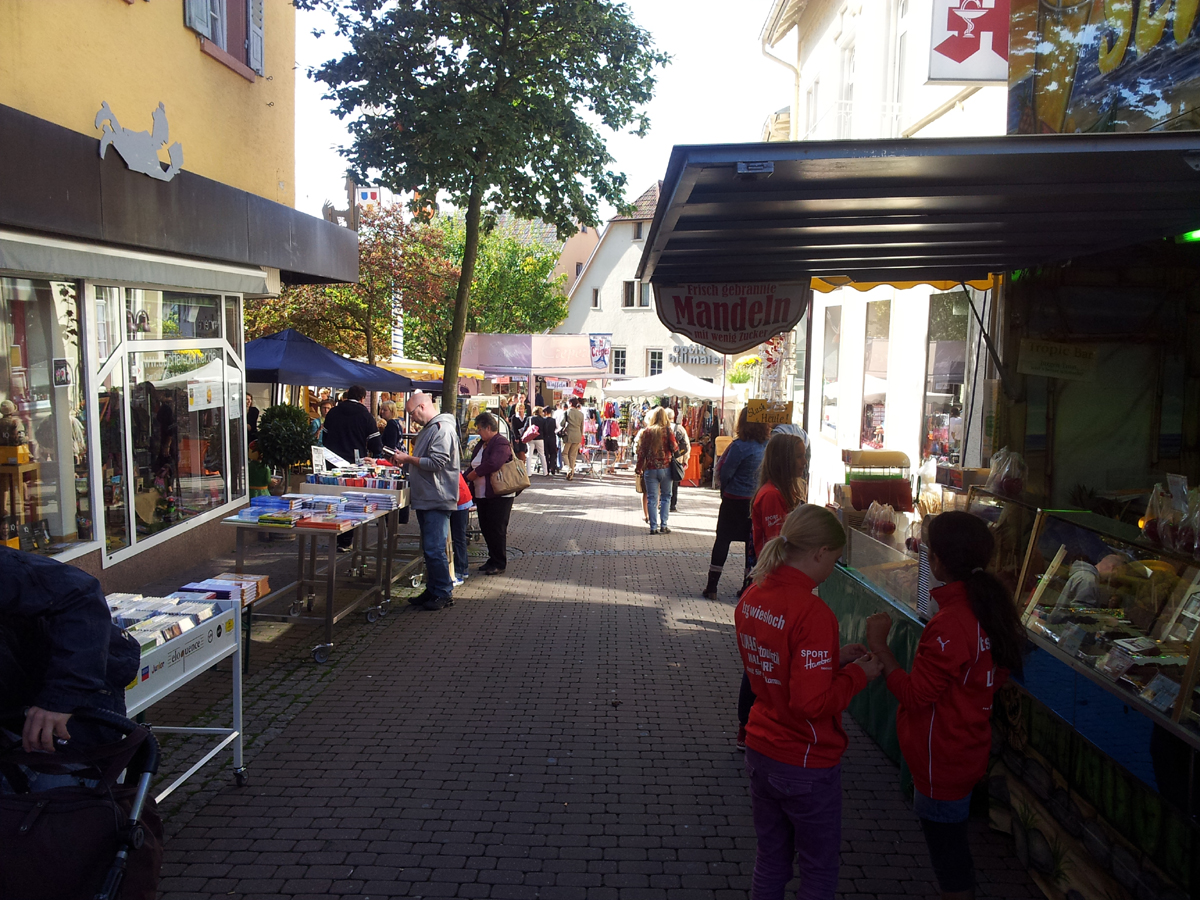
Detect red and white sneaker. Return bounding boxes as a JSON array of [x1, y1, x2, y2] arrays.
[[736, 725, 747, 752]]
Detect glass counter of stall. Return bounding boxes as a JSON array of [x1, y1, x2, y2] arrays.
[[1018, 508, 1200, 750]]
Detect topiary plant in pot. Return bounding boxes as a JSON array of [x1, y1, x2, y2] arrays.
[[256, 403, 314, 492]]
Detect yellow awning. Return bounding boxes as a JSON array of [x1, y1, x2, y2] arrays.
[[373, 358, 486, 380], [810, 275, 999, 294]]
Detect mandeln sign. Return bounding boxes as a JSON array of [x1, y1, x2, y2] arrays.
[[654, 282, 809, 355]]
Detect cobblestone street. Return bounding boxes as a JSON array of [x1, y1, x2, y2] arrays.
[[155, 474, 1037, 900]]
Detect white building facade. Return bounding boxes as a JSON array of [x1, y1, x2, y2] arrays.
[[760, 0, 1007, 502], [555, 184, 727, 387]]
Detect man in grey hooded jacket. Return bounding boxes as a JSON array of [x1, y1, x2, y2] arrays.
[[391, 392, 460, 610]]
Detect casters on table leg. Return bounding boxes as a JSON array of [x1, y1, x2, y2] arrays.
[[411, 575, 424, 589], [289, 601, 302, 617], [379, 599, 391, 616], [312, 644, 332, 664], [366, 607, 381, 624], [234, 767, 249, 787]]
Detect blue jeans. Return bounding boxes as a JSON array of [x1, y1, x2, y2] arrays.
[[450, 508, 470, 578], [643, 466, 672, 530], [415, 508, 453, 599], [745, 749, 842, 900]]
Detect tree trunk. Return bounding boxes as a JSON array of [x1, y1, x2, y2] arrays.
[[365, 297, 375, 366], [441, 179, 484, 412]]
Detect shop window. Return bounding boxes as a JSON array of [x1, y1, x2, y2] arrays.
[[0, 278, 92, 556], [227, 352, 247, 502], [821, 306, 841, 437], [95, 285, 123, 365], [861, 299, 891, 449], [126, 289, 222, 342], [639, 282, 652, 308], [623, 282, 635, 308], [224, 295, 243, 359], [922, 292, 969, 462], [612, 348, 627, 376], [127, 349, 227, 540], [98, 365, 130, 555], [648, 349, 663, 377]]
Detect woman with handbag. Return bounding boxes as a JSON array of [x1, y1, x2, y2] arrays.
[[635, 407, 677, 535], [465, 412, 516, 575]]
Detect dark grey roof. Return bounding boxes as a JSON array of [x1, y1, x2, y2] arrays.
[[637, 133, 1200, 285]]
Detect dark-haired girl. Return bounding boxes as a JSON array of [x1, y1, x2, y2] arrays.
[[866, 510, 1026, 900]]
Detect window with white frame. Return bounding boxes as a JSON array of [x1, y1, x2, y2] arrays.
[[591, 288, 600, 308], [648, 349, 663, 377], [633, 222, 644, 240], [576, 262, 584, 277], [639, 282, 652, 307], [612, 348, 627, 375], [623, 281, 635, 308], [806, 80, 819, 137], [184, 0, 266, 75]]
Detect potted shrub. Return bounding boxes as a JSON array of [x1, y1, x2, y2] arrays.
[[256, 403, 314, 493]]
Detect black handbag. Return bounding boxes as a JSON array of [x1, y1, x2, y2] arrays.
[[670, 456, 685, 481]]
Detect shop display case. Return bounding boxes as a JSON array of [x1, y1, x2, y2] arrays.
[[846, 518, 921, 614], [964, 486, 1040, 602], [1017, 508, 1200, 749]]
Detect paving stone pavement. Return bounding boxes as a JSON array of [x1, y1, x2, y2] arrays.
[[156, 473, 1039, 900]]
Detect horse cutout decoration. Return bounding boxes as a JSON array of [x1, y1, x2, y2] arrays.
[[95, 101, 184, 182]]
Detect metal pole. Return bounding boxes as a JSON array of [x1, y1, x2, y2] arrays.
[[720, 355, 727, 435]]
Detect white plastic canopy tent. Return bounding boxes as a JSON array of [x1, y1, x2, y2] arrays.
[[602, 366, 723, 400]]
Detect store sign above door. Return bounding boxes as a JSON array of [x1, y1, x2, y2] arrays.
[[653, 282, 808, 355]]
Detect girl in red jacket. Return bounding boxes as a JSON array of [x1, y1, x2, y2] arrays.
[[866, 511, 1025, 900], [736, 431, 810, 749], [736, 504, 882, 900]]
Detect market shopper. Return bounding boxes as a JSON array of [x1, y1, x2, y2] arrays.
[[380, 400, 403, 451], [865, 511, 1025, 900], [391, 392, 460, 611], [665, 408, 691, 512], [736, 504, 881, 900], [535, 407, 559, 476], [465, 412, 516, 575], [702, 407, 769, 599], [733, 430, 811, 750], [562, 398, 585, 480], [450, 473, 473, 587], [0, 547, 140, 767], [322, 385, 384, 463], [525, 409, 548, 476], [635, 407, 677, 535]]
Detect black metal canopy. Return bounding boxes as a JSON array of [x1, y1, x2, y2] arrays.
[[637, 132, 1200, 286]]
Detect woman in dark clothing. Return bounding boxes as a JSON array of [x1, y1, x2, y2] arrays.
[[380, 400, 403, 450], [702, 407, 769, 600], [510, 403, 529, 462], [536, 407, 559, 475], [465, 412, 515, 575]]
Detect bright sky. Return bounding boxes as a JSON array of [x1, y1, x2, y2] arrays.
[[293, 0, 793, 223]]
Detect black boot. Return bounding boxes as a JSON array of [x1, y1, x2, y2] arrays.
[[702, 568, 720, 600]]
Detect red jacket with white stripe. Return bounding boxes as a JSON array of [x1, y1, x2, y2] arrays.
[[886, 581, 1004, 800], [736, 567, 868, 768]]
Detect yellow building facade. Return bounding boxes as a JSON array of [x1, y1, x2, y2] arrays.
[[0, 0, 295, 205]]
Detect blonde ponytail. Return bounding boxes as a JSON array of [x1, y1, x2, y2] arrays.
[[750, 504, 846, 584]]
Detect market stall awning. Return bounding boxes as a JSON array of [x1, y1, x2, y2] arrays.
[[601, 366, 724, 400], [638, 133, 1200, 286], [245, 329, 415, 391], [375, 357, 485, 380]]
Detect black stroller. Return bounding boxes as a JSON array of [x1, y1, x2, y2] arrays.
[[0, 708, 162, 900]]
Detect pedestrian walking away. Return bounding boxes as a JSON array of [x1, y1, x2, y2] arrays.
[[389, 391, 459, 610], [703, 406, 768, 599], [666, 407, 691, 512], [736, 504, 882, 900], [635, 407, 677, 535], [465, 412, 516, 575], [737, 429, 810, 749], [561, 398, 585, 480], [865, 511, 1026, 900]]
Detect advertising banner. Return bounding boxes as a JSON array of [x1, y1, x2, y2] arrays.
[[653, 282, 809, 355], [187, 380, 221, 412], [1008, 0, 1200, 134], [929, 0, 1011, 83], [589, 334, 612, 370]]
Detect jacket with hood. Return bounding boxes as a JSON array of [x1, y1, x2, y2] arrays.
[[406, 412, 460, 511]]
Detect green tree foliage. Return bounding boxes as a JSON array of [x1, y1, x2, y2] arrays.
[[300, 0, 668, 408], [402, 217, 569, 363]]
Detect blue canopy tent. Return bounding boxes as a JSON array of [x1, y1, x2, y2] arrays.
[[245, 328, 415, 392]]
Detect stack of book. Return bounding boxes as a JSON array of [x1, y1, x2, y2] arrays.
[[105, 594, 224, 649], [297, 514, 355, 531], [214, 572, 270, 602], [251, 495, 304, 511], [178, 579, 253, 604], [344, 491, 401, 511], [257, 510, 306, 528]]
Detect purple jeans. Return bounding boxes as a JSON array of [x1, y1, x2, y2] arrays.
[[744, 749, 842, 900]]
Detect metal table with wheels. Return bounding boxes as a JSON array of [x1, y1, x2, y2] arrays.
[[224, 510, 392, 664]]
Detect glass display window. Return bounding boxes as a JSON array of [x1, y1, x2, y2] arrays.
[[224, 295, 243, 359], [922, 291, 968, 463], [1017, 508, 1200, 747], [125, 289, 222, 342], [821, 305, 841, 437], [97, 364, 130, 555], [0, 277, 91, 556], [860, 299, 890, 449]]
